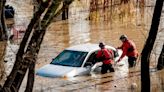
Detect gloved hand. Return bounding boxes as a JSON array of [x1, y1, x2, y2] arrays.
[[114, 59, 121, 66], [117, 47, 121, 49], [117, 58, 121, 63]]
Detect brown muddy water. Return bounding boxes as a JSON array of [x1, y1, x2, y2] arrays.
[[2, 0, 164, 92]]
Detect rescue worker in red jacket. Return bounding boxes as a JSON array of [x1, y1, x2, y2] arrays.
[[96, 42, 115, 74], [117, 35, 139, 68]]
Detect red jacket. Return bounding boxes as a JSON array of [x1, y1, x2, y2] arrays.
[[118, 39, 138, 60], [96, 48, 114, 64]]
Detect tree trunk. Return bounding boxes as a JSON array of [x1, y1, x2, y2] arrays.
[[0, 0, 7, 89], [2, 0, 73, 91], [24, 2, 40, 91], [0, 0, 7, 40], [0, 1, 3, 40], [9, 0, 74, 91], [157, 44, 164, 70], [141, 0, 163, 92], [2, 1, 51, 92], [1, 0, 7, 40], [9, 1, 61, 90], [24, 1, 73, 91], [0, 41, 7, 88], [24, 59, 35, 92], [24, 0, 73, 91], [62, 2, 66, 20], [62, 1, 69, 20]]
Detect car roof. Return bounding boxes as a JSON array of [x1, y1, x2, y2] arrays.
[[66, 43, 115, 52]]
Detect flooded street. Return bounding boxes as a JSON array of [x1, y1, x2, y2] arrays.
[[2, 0, 164, 92]]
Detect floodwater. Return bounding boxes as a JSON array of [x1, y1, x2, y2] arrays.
[[3, 0, 164, 92]]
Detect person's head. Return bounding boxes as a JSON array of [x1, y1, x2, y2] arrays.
[[99, 42, 105, 49], [119, 35, 128, 42]]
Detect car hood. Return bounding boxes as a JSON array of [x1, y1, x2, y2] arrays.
[[36, 64, 79, 78]]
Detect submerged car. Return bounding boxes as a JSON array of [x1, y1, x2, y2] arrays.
[[36, 43, 124, 78]]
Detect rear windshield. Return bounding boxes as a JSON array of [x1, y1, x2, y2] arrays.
[[50, 50, 88, 67]]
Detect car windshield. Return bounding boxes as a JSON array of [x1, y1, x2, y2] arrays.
[[50, 50, 88, 67]]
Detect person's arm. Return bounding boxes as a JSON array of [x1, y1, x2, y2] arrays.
[[117, 46, 128, 62], [117, 44, 123, 49]]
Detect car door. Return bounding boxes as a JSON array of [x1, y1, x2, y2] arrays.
[[84, 51, 102, 73]]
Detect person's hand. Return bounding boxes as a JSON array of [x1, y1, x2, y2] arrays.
[[117, 58, 121, 63], [116, 47, 120, 49], [114, 61, 117, 66], [114, 59, 119, 66]]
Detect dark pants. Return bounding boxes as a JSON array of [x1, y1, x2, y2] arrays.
[[101, 64, 115, 74], [128, 56, 137, 68]]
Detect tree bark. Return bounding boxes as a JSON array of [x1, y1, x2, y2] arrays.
[[8, 0, 74, 91], [1, 0, 7, 40], [24, 58, 35, 92], [62, 2, 66, 20], [2, 1, 51, 92], [0, 0, 7, 40], [2, 0, 73, 91], [24, 2, 40, 91], [62, 1, 69, 20], [0, 1, 7, 91], [0, 1, 3, 40], [141, 0, 163, 92], [24, 0, 74, 91], [157, 44, 164, 70], [10, 1, 61, 90], [0, 41, 7, 88]]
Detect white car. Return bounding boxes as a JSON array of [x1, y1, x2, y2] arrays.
[[36, 43, 123, 78]]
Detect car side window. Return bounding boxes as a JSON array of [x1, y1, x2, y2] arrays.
[[84, 51, 98, 67]]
